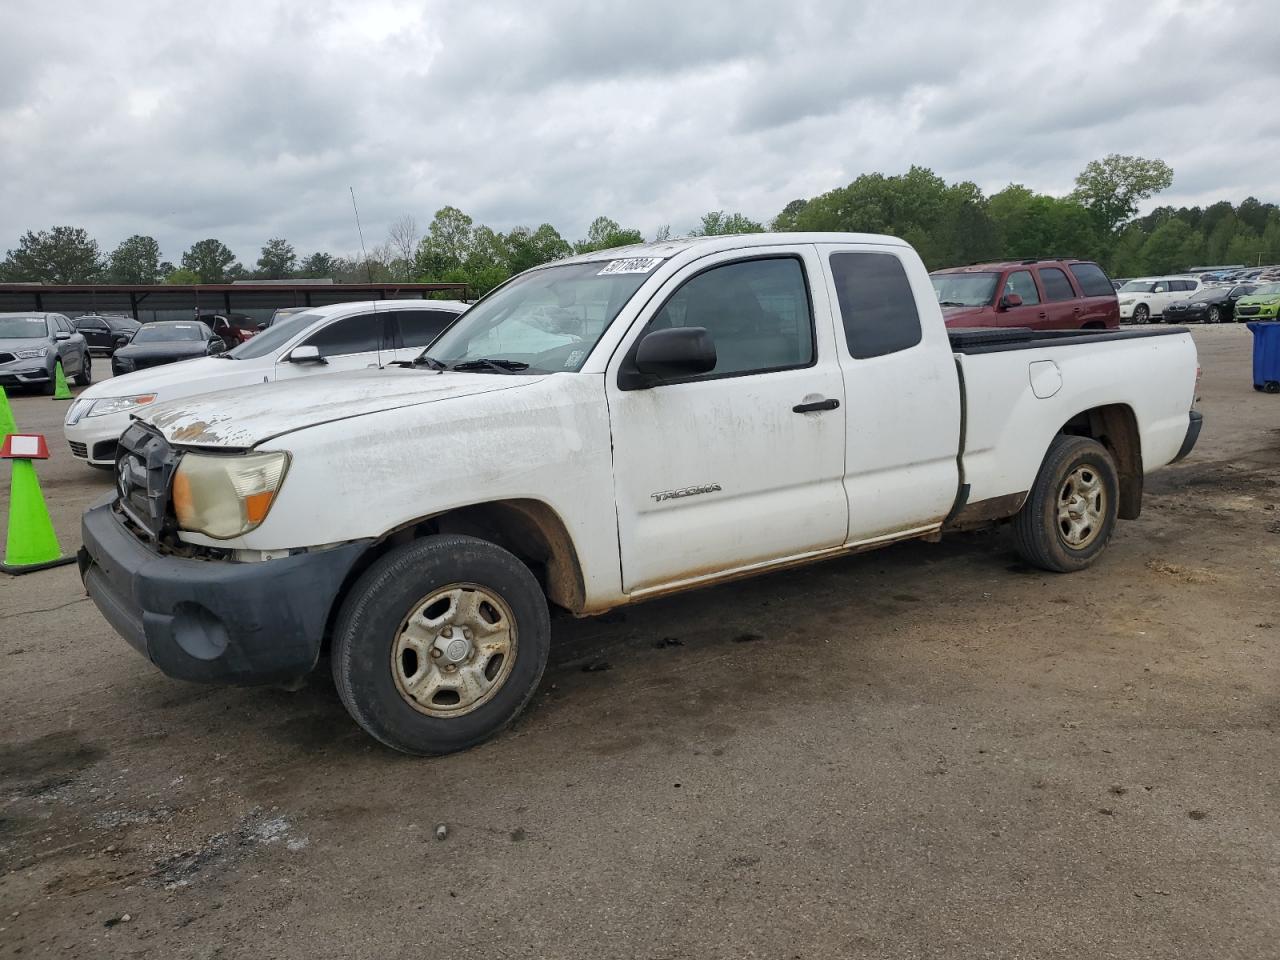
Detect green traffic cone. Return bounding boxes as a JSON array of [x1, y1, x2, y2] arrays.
[[52, 362, 73, 400], [1, 458, 75, 574], [0, 386, 15, 437]]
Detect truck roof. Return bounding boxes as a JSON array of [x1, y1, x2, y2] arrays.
[[932, 258, 1095, 275], [551, 232, 910, 267]]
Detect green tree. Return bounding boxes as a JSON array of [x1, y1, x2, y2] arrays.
[[298, 251, 338, 279], [771, 199, 809, 231], [1070, 154, 1174, 235], [574, 216, 644, 254], [504, 224, 571, 274], [1, 226, 101, 283], [107, 235, 162, 283], [1139, 218, 1198, 274], [414, 206, 476, 278], [691, 211, 765, 236], [256, 237, 297, 279], [181, 239, 239, 282], [164, 267, 201, 284]]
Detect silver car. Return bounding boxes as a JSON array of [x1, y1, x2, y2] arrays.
[[0, 312, 92, 394]]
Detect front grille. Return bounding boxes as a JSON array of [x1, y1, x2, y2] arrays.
[[116, 422, 179, 541], [68, 441, 88, 458], [1238, 305, 1261, 316], [0, 352, 14, 365]]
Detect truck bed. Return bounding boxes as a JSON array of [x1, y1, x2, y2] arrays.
[[948, 325, 1190, 354]]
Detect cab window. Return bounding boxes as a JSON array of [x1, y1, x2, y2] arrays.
[[1038, 267, 1076, 302], [301, 313, 392, 358], [1003, 270, 1040, 305]]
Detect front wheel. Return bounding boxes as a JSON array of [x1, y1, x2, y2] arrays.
[[1012, 436, 1119, 573], [40, 362, 61, 395], [75, 354, 92, 386], [331, 535, 550, 756], [1208, 306, 1222, 324], [1132, 304, 1150, 324]]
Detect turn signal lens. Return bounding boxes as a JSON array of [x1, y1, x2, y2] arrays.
[[172, 451, 290, 539]]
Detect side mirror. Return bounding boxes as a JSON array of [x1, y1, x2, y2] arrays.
[[632, 327, 717, 382], [257, 322, 268, 331], [208, 338, 226, 354], [114, 334, 130, 347], [286, 345, 326, 364], [54, 330, 71, 341], [999, 292, 1023, 310]]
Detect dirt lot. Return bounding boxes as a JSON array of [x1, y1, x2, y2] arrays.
[[1, 325, 1277, 959]]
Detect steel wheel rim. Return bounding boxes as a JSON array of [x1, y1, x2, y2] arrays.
[[1057, 464, 1106, 549], [391, 583, 517, 717]]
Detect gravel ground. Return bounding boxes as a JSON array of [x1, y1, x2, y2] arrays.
[[1, 324, 1277, 959]]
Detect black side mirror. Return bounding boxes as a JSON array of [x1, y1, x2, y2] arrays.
[[629, 327, 717, 385], [257, 322, 268, 331], [208, 338, 226, 354], [999, 292, 1023, 310], [114, 334, 130, 347]]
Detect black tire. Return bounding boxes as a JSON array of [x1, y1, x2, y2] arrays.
[[1012, 435, 1119, 573], [75, 354, 92, 386], [40, 362, 61, 395], [331, 534, 550, 756], [1265, 381, 1280, 394], [1132, 304, 1150, 324], [1208, 306, 1222, 324]]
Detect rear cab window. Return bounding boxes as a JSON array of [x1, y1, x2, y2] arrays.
[[830, 252, 922, 359], [1068, 262, 1116, 297]]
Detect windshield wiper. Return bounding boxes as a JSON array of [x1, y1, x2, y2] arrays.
[[412, 354, 448, 370], [938, 301, 968, 307], [449, 358, 529, 374], [213, 353, 236, 359]]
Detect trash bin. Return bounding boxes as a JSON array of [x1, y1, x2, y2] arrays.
[[1247, 322, 1280, 393]]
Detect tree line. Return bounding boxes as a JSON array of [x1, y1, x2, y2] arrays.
[[3, 155, 1278, 295]]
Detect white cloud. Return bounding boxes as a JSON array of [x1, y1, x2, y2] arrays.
[[0, 0, 1277, 264]]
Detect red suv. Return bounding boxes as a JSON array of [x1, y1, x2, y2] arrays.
[[930, 259, 1119, 330]]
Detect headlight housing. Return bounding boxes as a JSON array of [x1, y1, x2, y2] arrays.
[[15, 347, 48, 359], [85, 394, 157, 418], [1119, 298, 1133, 305], [172, 451, 290, 540]]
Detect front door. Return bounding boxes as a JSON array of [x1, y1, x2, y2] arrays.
[[272, 311, 398, 381], [606, 248, 849, 594], [998, 269, 1047, 329]]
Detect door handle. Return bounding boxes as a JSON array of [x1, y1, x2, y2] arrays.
[[1038, 311, 1048, 319], [792, 398, 840, 413]]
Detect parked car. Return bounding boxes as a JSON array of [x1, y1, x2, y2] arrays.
[[195, 313, 259, 347], [265, 306, 311, 328], [1116, 276, 1204, 323], [110, 321, 227, 379], [78, 233, 1202, 755], [1232, 282, 1280, 322], [0, 312, 92, 394], [74, 314, 141, 355], [930, 258, 1119, 330], [65, 299, 467, 466], [1162, 284, 1258, 324]]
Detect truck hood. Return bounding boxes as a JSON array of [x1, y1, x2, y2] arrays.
[[137, 367, 547, 449]]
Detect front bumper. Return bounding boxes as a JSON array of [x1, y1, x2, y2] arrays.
[[1171, 410, 1203, 463], [1235, 304, 1280, 320], [0, 362, 51, 387], [80, 500, 371, 685], [64, 408, 131, 465]]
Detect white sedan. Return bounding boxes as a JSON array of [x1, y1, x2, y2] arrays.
[[64, 299, 467, 467]]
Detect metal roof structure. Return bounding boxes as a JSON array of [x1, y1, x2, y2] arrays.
[[0, 281, 470, 320]]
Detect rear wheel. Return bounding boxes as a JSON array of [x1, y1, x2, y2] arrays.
[[331, 535, 550, 756], [1132, 304, 1150, 324], [75, 354, 92, 386], [1013, 436, 1119, 573]]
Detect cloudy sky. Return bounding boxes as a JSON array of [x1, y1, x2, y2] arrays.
[[2, 0, 1277, 264]]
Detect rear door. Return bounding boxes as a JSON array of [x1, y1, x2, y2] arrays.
[[1035, 266, 1082, 329], [391, 308, 463, 361], [820, 243, 961, 541], [606, 246, 849, 593]]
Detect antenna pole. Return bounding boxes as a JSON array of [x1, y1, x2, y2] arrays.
[[350, 187, 374, 283]]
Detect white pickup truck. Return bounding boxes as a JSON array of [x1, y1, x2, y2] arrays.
[[80, 233, 1202, 755]]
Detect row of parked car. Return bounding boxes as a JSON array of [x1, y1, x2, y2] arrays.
[[928, 257, 1280, 330]]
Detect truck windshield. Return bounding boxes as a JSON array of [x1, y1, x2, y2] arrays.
[[423, 261, 656, 372], [930, 273, 998, 307]]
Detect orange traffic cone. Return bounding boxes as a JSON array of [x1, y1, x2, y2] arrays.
[[1, 434, 75, 575]]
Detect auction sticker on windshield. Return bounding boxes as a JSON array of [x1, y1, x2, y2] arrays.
[[598, 257, 663, 275]]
